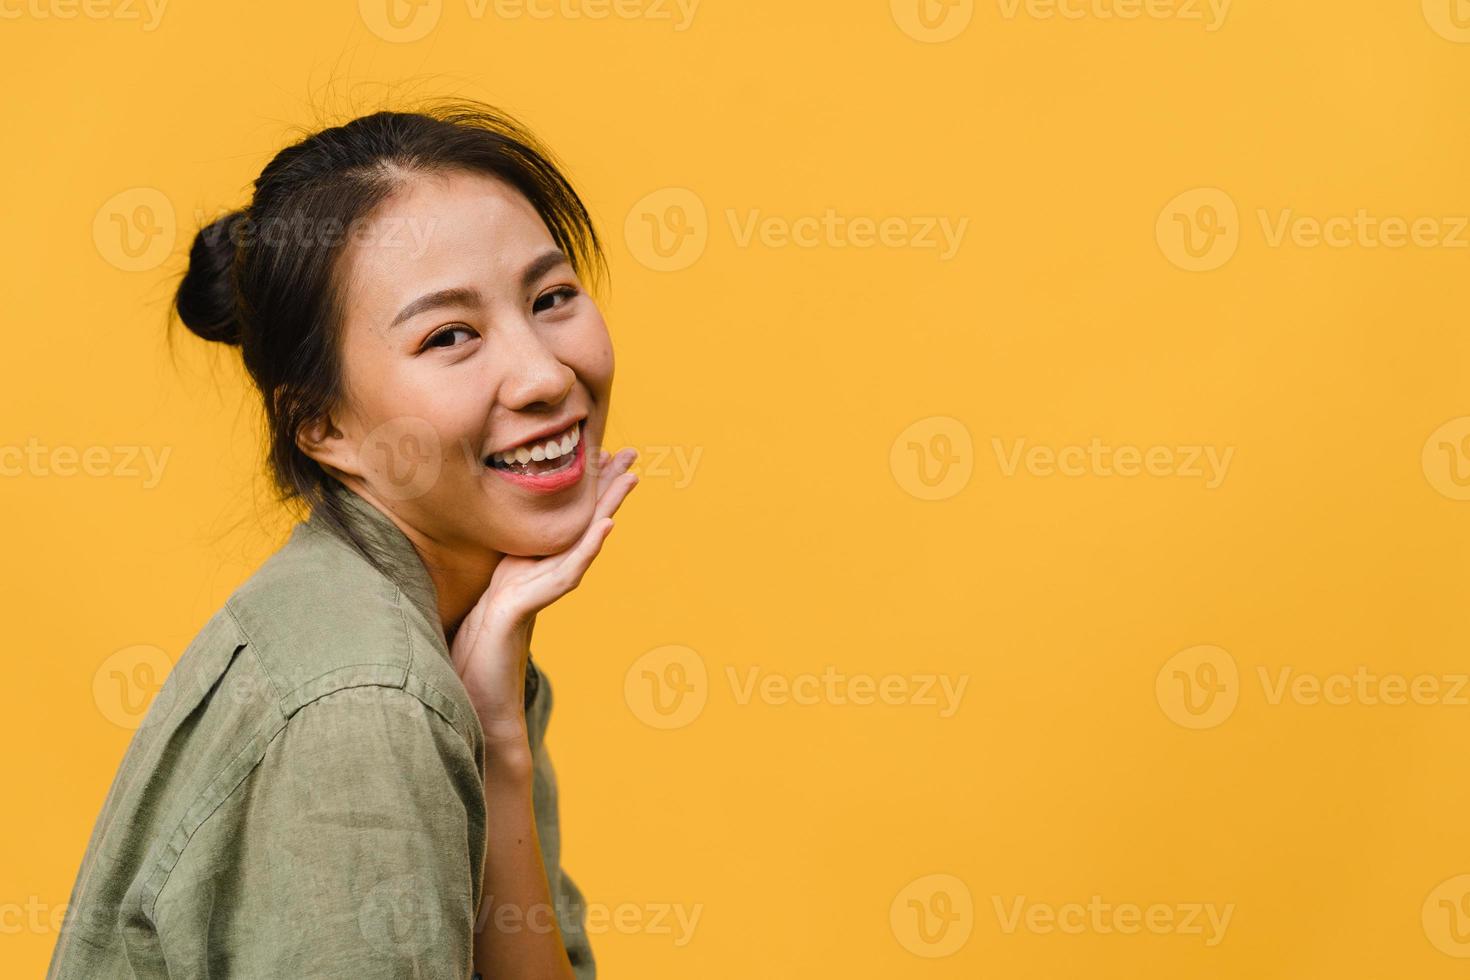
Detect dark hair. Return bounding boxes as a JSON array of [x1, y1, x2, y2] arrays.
[[171, 100, 607, 573]]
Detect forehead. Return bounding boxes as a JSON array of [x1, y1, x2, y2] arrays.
[[340, 170, 556, 317]]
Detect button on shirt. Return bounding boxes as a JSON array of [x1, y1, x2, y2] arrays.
[[46, 482, 596, 978]]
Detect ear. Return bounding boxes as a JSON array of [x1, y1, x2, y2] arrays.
[[295, 413, 360, 480]]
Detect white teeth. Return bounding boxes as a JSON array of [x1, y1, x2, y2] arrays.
[[489, 422, 581, 468]]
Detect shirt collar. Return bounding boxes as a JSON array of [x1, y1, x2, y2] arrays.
[[306, 480, 445, 642], [303, 479, 543, 710]]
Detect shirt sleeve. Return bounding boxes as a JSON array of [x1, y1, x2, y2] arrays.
[[156, 683, 487, 979]]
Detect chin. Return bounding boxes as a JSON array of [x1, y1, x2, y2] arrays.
[[502, 507, 594, 558]]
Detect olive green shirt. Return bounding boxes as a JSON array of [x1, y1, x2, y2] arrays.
[[46, 483, 595, 979]]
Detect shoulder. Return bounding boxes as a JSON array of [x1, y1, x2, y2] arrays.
[[147, 682, 487, 965], [221, 521, 477, 746]]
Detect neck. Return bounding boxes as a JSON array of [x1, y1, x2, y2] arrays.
[[337, 479, 504, 639]]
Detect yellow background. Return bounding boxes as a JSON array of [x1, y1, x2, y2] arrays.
[[4, 0, 1470, 976]]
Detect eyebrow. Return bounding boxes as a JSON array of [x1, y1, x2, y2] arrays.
[[387, 249, 574, 330]]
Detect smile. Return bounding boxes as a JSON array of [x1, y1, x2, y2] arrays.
[[484, 420, 584, 483]]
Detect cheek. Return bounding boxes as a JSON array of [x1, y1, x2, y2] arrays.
[[347, 366, 485, 489], [561, 316, 615, 391]]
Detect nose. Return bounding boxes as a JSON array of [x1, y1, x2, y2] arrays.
[[494, 317, 575, 412]]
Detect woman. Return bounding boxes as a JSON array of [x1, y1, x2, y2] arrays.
[[47, 102, 636, 979]]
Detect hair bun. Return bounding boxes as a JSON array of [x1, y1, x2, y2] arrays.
[[175, 210, 246, 346]]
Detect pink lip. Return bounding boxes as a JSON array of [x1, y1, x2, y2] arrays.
[[487, 427, 586, 495]]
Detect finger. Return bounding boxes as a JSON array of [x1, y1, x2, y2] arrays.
[[592, 470, 638, 525], [527, 516, 614, 605], [596, 447, 637, 498], [558, 516, 615, 591]]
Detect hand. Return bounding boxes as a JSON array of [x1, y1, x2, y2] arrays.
[[450, 447, 639, 744]]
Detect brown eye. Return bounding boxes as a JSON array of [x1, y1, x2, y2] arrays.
[[423, 325, 476, 350], [533, 286, 578, 314]]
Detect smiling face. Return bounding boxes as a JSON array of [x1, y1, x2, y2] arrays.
[[301, 168, 614, 558]]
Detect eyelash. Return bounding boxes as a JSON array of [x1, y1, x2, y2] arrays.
[[421, 286, 580, 351]]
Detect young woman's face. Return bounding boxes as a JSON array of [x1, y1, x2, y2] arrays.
[[320, 168, 614, 558]]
